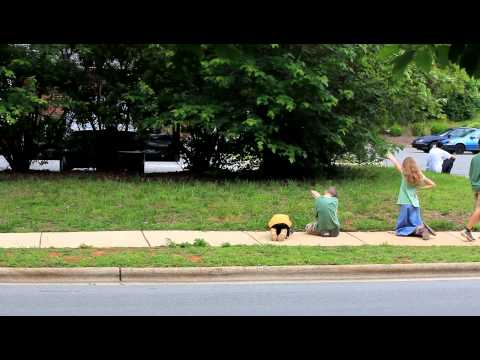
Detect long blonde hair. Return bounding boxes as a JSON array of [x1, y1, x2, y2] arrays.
[[402, 157, 423, 186]]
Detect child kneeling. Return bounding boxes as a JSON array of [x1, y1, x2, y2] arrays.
[[305, 187, 340, 237], [268, 214, 293, 241]]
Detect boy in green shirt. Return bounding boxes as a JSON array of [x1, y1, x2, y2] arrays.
[[461, 139, 480, 241], [305, 186, 340, 237]]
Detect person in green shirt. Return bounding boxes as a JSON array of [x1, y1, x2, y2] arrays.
[[305, 186, 340, 237], [461, 139, 480, 241]]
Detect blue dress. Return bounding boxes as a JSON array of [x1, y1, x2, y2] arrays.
[[396, 205, 423, 236]]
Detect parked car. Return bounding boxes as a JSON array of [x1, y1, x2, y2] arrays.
[[38, 130, 180, 172], [440, 128, 480, 154], [411, 127, 476, 153]]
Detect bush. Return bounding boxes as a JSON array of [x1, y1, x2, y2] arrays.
[[193, 239, 209, 247], [430, 122, 450, 135], [388, 124, 403, 137], [411, 123, 427, 136], [468, 122, 480, 129], [444, 93, 478, 121]]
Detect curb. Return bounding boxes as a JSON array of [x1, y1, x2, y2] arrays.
[[2, 263, 480, 282], [121, 263, 480, 282], [0, 268, 119, 283]]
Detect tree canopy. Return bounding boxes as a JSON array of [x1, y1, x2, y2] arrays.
[[1, 44, 480, 175]]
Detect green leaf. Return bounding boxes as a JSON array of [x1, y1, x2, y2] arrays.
[[0, 67, 15, 78], [415, 49, 433, 72], [244, 118, 258, 127], [340, 90, 354, 100], [378, 45, 400, 60], [256, 96, 270, 105], [392, 50, 415, 76], [435, 45, 450, 68]]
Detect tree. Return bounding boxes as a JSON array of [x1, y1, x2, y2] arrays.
[[0, 44, 63, 172], [6, 43, 475, 176], [143, 44, 396, 176], [56, 44, 163, 134], [381, 44, 480, 122]]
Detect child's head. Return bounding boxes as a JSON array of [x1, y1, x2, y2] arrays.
[[402, 157, 422, 186], [324, 186, 338, 198]]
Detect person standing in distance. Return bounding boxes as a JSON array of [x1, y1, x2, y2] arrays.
[[426, 142, 455, 174]]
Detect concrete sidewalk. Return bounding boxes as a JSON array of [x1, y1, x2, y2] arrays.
[[0, 230, 477, 248]]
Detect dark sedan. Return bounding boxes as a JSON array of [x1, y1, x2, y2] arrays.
[[37, 130, 180, 173], [411, 127, 475, 152]]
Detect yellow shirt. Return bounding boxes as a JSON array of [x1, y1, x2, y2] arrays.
[[268, 214, 292, 228]]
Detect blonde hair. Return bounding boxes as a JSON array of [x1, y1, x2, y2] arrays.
[[402, 157, 423, 186]]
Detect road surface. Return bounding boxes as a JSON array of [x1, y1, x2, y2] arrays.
[[0, 156, 184, 174], [3, 278, 480, 315], [0, 147, 473, 177], [383, 147, 472, 177]]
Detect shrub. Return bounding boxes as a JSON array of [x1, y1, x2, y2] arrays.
[[193, 239, 209, 247], [444, 93, 477, 121], [468, 122, 480, 129], [430, 122, 450, 135], [388, 124, 403, 137], [411, 123, 427, 136]]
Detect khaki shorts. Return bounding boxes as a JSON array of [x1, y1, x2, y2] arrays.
[[305, 222, 339, 237]]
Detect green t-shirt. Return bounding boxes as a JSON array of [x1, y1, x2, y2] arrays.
[[397, 176, 421, 208], [470, 154, 480, 192], [314, 196, 340, 231]]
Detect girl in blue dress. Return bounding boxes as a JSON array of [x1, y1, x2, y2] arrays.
[[387, 153, 436, 240]]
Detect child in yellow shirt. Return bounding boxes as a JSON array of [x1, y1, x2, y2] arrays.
[[268, 214, 293, 241]]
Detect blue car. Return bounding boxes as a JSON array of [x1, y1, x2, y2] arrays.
[[411, 127, 475, 153], [441, 128, 480, 154]]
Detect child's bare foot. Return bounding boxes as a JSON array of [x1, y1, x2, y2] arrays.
[[278, 228, 288, 241], [421, 228, 430, 241], [270, 228, 278, 241]]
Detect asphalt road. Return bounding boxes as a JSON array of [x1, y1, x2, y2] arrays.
[[0, 147, 473, 177], [3, 278, 480, 315], [0, 156, 185, 173]]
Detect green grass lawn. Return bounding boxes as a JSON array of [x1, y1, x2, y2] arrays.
[[0, 166, 474, 233], [1, 245, 480, 267]]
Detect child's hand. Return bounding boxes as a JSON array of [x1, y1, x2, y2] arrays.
[[310, 190, 321, 198]]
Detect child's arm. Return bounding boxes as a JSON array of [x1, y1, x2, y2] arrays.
[[310, 190, 321, 199], [419, 175, 436, 189], [386, 153, 403, 173]]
